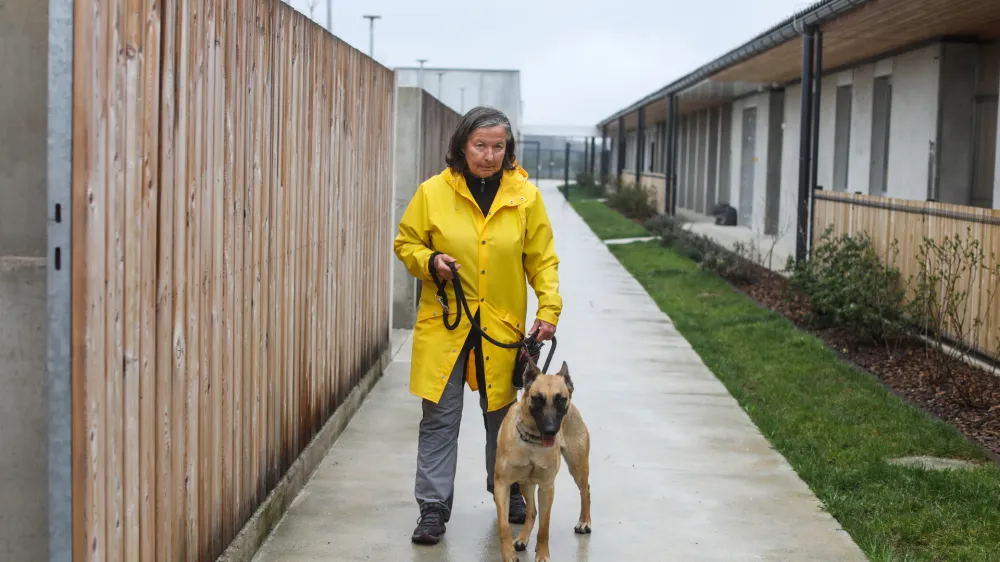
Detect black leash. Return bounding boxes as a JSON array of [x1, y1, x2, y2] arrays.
[[428, 255, 557, 376]]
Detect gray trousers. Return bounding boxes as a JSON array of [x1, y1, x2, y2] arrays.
[[414, 348, 513, 520]]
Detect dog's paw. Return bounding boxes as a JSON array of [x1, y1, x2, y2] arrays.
[[574, 521, 592, 534], [513, 539, 528, 552]]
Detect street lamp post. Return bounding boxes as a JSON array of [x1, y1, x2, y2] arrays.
[[416, 59, 428, 90], [362, 15, 381, 59], [326, 0, 332, 32]]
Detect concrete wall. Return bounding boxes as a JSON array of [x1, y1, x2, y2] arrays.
[[390, 86, 461, 330], [394, 67, 522, 141], [887, 44, 941, 201], [0, 0, 49, 558]]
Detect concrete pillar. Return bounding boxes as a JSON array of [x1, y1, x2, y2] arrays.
[[0, 0, 50, 558], [391, 87, 425, 330]]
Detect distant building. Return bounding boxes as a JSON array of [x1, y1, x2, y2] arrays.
[[394, 67, 523, 141]]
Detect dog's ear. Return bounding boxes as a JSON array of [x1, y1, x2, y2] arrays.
[[523, 355, 542, 391], [557, 361, 574, 395]]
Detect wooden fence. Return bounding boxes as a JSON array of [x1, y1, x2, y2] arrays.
[[813, 190, 1000, 356], [70, 0, 394, 560]]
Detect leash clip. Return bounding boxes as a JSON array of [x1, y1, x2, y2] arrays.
[[435, 295, 449, 313]]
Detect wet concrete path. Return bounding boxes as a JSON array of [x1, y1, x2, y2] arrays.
[[251, 180, 866, 561]]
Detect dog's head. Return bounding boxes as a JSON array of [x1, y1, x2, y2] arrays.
[[521, 359, 574, 448]]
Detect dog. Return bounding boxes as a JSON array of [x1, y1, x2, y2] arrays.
[[493, 359, 591, 562]]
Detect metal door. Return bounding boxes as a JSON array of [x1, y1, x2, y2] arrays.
[[971, 96, 998, 208], [739, 107, 757, 226]]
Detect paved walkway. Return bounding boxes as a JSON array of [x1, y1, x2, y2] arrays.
[[251, 180, 865, 561]]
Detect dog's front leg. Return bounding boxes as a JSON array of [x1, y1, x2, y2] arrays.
[[494, 479, 519, 562], [535, 484, 555, 562], [514, 483, 537, 552]]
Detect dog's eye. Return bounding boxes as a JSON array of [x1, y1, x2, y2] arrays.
[[553, 394, 566, 405], [531, 395, 546, 406]]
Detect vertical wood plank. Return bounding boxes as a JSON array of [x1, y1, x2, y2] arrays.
[[107, 0, 127, 557], [156, 1, 178, 560], [137, 0, 162, 558], [123, 0, 143, 559], [185, 0, 203, 557], [73, 0, 107, 558], [210, 0, 226, 554], [171, 0, 191, 557], [228, 0, 244, 537]]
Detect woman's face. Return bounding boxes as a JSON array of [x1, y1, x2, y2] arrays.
[[464, 125, 507, 178]]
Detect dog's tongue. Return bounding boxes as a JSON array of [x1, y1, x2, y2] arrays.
[[541, 435, 556, 448]]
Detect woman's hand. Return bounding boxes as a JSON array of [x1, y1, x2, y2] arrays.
[[531, 319, 556, 342], [433, 253, 460, 280]]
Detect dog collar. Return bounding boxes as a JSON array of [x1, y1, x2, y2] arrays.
[[516, 422, 544, 446]]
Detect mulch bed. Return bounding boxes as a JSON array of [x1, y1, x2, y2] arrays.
[[726, 261, 1000, 458]]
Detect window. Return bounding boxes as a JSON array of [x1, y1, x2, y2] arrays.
[[869, 75, 892, 196]]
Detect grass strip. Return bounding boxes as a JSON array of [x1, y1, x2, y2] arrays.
[[566, 198, 649, 240], [604, 240, 1000, 562]]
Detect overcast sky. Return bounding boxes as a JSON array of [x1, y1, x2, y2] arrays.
[[285, 0, 813, 127]]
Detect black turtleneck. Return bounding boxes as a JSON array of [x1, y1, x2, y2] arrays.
[[464, 169, 503, 216]]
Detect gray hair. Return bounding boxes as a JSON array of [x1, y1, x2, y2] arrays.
[[445, 106, 517, 174]]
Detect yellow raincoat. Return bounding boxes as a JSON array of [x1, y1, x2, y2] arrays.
[[393, 164, 562, 412]]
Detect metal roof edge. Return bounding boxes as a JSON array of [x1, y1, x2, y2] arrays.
[[594, 0, 873, 128]]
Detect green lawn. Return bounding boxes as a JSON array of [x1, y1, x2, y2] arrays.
[[602, 239, 1000, 561], [567, 198, 649, 240]]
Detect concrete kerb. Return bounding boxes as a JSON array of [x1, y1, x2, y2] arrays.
[[216, 343, 395, 562]]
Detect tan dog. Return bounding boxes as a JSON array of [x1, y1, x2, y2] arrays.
[[493, 359, 591, 562]]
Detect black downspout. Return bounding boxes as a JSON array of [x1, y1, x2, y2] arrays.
[[795, 27, 815, 265], [670, 95, 679, 216], [617, 116, 626, 181], [563, 141, 571, 198], [583, 137, 590, 178], [808, 29, 824, 257], [600, 125, 608, 180], [664, 94, 675, 216], [536, 142, 542, 181], [588, 137, 597, 177], [636, 106, 645, 185]]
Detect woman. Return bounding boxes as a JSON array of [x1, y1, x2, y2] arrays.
[[393, 106, 563, 545]]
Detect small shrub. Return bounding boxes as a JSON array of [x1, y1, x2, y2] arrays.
[[672, 231, 718, 264], [788, 227, 909, 343], [607, 182, 656, 221], [644, 214, 684, 237], [701, 246, 755, 285], [573, 173, 604, 199]]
